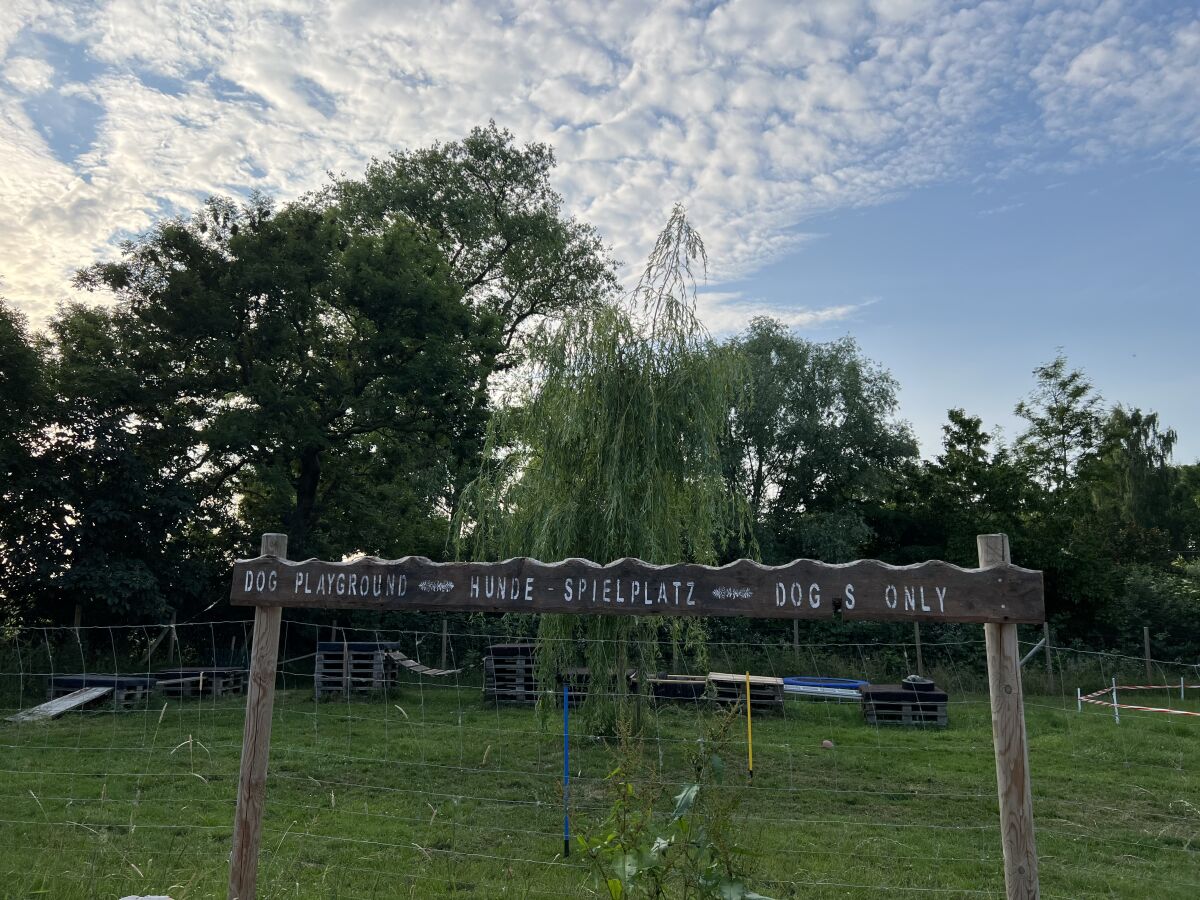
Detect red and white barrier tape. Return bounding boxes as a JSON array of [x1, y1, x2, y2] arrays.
[[1080, 684, 1200, 717]]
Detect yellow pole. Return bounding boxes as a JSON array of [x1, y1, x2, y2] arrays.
[[745, 671, 754, 779]]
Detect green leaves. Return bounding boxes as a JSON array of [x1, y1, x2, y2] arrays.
[[455, 207, 735, 727], [578, 729, 772, 900], [721, 317, 916, 565], [671, 784, 700, 821]]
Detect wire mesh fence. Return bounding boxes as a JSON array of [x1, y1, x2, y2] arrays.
[[0, 620, 1197, 898]]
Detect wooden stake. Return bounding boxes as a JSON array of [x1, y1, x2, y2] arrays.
[[913, 622, 923, 676], [167, 610, 178, 662], [441, 615, 449, 670], [979, 534, 1039, 900], [228, 533, 286, 900], [1143, 626, 1152, 685]]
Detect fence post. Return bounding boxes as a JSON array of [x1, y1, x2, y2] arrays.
[[913, 622, 923, 676], [1143, 626, 1152, 685], [979, 533, 1039, 900], [229, 532, 286, 900]]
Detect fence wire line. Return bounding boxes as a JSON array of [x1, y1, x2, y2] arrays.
[[1, 620, 1197, 898]]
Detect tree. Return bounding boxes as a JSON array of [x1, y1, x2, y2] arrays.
[[455, 205, 739, 724], [887, 409, 1028, 566], [1015, 353, 1103, 494], [0, 300, 234, 624], [75, 192, 497, 566], [1087, 406, 1177, 535], [0, 299, 48, 621], [330, 122, 617, 369], [721, 317, 916, 563]]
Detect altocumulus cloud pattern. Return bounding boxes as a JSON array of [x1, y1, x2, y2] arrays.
[[1, 0, 1197, 325]]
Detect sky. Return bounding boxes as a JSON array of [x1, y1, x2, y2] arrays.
[[1, 0, 1197, 459]]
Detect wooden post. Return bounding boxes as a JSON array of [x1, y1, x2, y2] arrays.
[[228, 533, 286, 900], [1143, 626, 1152, 684], [73, 603, 82, 639], [792, 619, 799, 661], [913, 622, 923, 676], [979, 534, 1039, 900], [1042, 623, 1052, 692], [167, 610, 177, 662], [441, 615, 449, 670]]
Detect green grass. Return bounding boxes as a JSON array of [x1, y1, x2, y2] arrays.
[[1, 678, 1198, 899]]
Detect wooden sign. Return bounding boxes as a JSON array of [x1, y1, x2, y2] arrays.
[[230, 555, 1044, 624]]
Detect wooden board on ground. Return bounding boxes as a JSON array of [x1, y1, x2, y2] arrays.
[[6, 686, 113, 722], [230, 555, 1044, 624], [49, 675, 154, 706]]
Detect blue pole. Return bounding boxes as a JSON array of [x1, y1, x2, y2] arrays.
[[563, 682, 570, 858]]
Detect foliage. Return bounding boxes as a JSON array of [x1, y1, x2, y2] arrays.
[[721, 316, 916, 564], [1014, 353, 1104, 494], [579, 713, 770, 900], [73, 193, 495, 563], [331, 121, 618, 368], [879, 408, 1029, 567], [0, 301, 48, 622], [455, 205, 741, 725]]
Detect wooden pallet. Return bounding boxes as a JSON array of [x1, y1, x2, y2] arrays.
[[314, 642, 400, 699], [861, 684, 948, 727], [49, 675, 154, 707], [708, 673, 784, 711], [645, 674, 707, 703], [156, 667, 248, 699], [483, 644, 538, 705]]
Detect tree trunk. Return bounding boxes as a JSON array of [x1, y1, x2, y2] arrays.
[[289, 445, 322, 558]]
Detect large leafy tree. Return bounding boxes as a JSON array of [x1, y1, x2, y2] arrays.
[[75, 192, 496, 566], [885, 409, 1029, 567], [1015, 353, 1104, 495], [721, 317, 916, 563], [331, 122, 617, 368], [456, 206, 739, 723], [0, 300, 49, 621]]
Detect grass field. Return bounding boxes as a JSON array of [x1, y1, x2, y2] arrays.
[[1, 673, 1198, 899]]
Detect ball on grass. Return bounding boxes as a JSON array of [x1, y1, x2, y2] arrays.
[[821, 739, 835, 750]]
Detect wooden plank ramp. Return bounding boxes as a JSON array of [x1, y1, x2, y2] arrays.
[[6, 686, 113, 723]]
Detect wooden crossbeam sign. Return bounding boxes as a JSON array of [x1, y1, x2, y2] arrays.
[[230, 555, 1044, 624], [227, 536, 1043, 900]]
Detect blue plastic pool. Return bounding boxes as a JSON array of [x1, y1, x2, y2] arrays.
[[783, 676, 869, 690]]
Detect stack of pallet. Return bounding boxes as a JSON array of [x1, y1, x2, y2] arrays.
[[861, 679, 948, 727], [645, 673, 707, 703], [156, 666, 248, 699], [708, 672, 785, 712], [483, 643, 538, 705], [314, 641, 401, 699]]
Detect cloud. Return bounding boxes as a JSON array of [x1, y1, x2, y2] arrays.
[[3, 55, 53, 93], [696, 291, 871, 335], [0, 0, 1197, 322]]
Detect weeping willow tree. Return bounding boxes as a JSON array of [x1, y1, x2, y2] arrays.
[[455, 205, 745, 726]]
